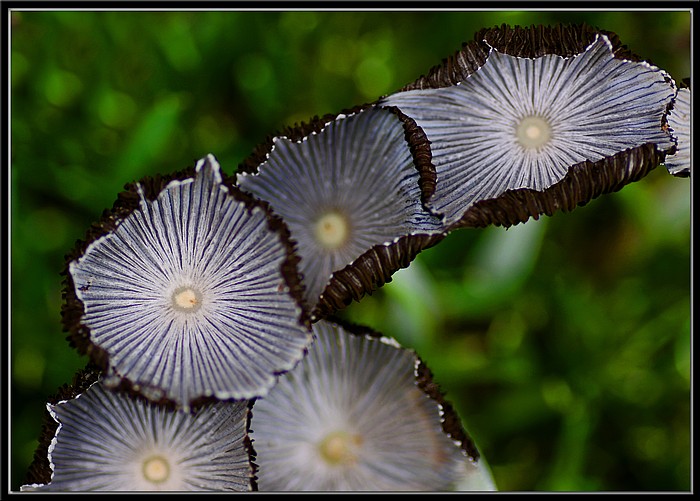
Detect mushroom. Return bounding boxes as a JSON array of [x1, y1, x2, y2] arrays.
[[62, 154, 312, 408], [380, 24, 677, 229], [236, 105, 444, 319], [21, 368, 254, 491], [249, 319, 495, 491], [664, 84, 691, 177]]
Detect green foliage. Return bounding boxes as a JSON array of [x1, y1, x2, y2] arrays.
[[10, 10, 690, 491]]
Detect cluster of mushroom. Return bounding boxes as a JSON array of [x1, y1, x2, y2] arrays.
[[22, 23, 689, 492]]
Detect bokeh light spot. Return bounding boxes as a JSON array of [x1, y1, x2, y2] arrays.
[[97, 90, 137, 129], [354, 57, 393, 99], [13, 349, 46, 390], [235, 53, 274, 91], [44, 69, 83, 107]]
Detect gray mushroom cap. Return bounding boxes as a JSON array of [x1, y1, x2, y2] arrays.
[[236, 106, 444, 317], [250, 319, 493, 491], [21, 378, 254, 492], [64, 154, 312, 407], [664, 87, 691, 177], [381, 32, 676, 229]]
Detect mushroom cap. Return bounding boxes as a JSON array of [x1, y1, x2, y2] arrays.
[[236, 106, 444, 318], [381, 25, 676, 229], [664, 86, 691, 177], [21, 370, 254, 492], [250, 319, 487, 491], [63, 154, 312, 407]]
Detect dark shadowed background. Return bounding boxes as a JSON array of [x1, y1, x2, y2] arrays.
[[10, 9, 691, 491]]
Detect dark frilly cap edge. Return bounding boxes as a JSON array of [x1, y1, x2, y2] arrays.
[[397, 23, 643, 92], [415, 359, 480, 462], [455, 143, 666, 230], [312, 232, 445, 321], [245, 399, 259, 491]]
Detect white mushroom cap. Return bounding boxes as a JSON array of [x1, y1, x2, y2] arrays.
[[665, 87, 691, 176], [21, 380, 253, 491], [250, 319, 490, 491], [66, 154, 311, 407], [237, 107, 444, 313], [382, 33, 676, 227]]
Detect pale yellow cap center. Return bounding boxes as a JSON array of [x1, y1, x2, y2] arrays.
[[516, 116, 552, 149], [318, 431, 363, 466], [171, 286, 202, 312], [314, 212, 350, 250], [142, 455, 170, 484]]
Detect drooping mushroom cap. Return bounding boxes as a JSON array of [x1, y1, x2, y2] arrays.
[[62, 154, 312, 408], [380, 24, 677, 230], [21, 368, 255, 492], [236, 105, 444, 319], [250, 319, 494, 491], [664, 85, 691, 177]]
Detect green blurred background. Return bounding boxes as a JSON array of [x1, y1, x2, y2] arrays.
[[10, 9, 690, 492]]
